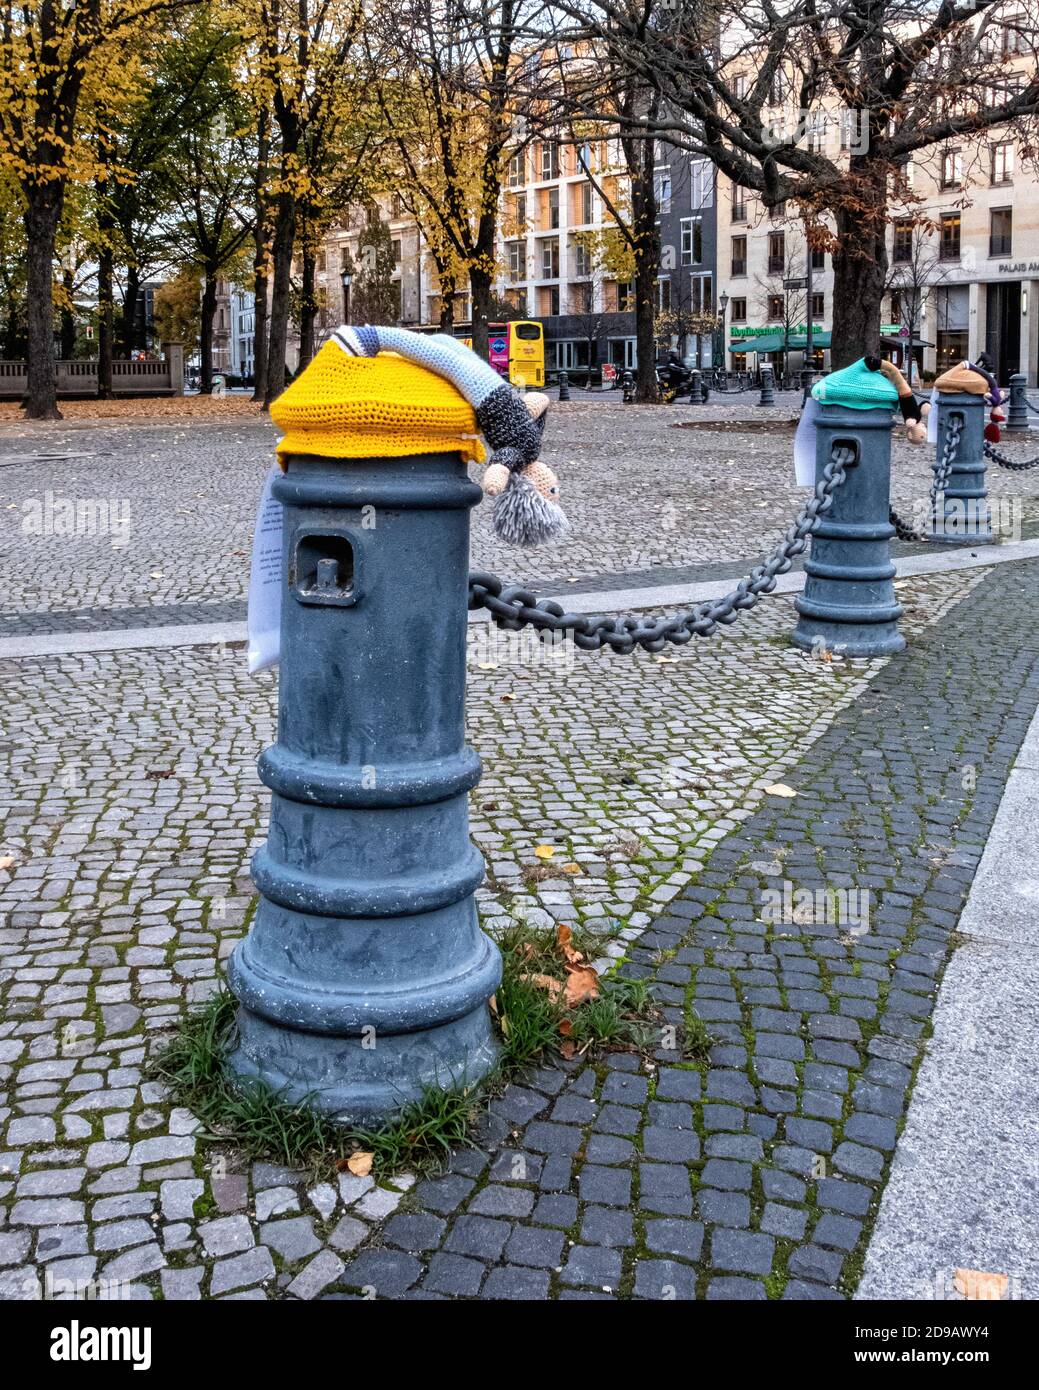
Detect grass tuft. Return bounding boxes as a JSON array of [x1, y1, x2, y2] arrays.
[[152, 923, 660, 1179]]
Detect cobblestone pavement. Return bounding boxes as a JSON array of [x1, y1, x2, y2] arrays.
[[2, 401, 1038, 621], [0, 560, 1012, 1302]]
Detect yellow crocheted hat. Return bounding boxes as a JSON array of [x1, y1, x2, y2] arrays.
[[934, 364, 987, 395], [271, 340, 486, 464]]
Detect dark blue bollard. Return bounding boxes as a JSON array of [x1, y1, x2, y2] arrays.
[[758, 366, 775, 407], [689, 368, 701, 403], [557, 370, 570, 401], [227, 449, 501, 1123], [793, 404, 905, 657], [622, 370, 634, 403], [1006, 372, 1028, 433], [931, 391, 992, 545]]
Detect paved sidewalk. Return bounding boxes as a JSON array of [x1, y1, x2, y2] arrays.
[[858, 702, 1039, 1300]]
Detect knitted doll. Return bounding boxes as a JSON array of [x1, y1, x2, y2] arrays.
[[934, 360, 1004, 442], [333, 326, 569, 547], [864, 356, 930, 444]]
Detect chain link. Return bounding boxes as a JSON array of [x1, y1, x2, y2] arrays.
[[984, 440, 1039, 471], [468, 443, 853, 655]]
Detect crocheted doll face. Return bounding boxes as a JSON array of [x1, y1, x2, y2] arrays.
[[478, 389, 569, 546]]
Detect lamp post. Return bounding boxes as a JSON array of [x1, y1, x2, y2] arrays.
[[340, 259, 353, 324], [714, 292, 729, 374]]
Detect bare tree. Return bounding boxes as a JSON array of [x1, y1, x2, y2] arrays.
[[546, 0, 1039, 367], [885, 223, 951, 387]]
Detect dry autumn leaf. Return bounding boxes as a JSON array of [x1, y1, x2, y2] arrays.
[[0, 855, 14, 869], [558, 1018, 573, 1037], [562, 862, 582, 875], [560, 1039, 576, 1060], [556, 923, 583, 965], [953, 1268, 1008, 1300], [346, 1151, 373, 1177], [534, 845, 555, 859], [564, 964, 599, 1007], [521, 972, 563, 999], [763, 783, 798, 798]]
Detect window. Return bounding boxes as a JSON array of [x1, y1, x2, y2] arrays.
[[991, 142, 1014, 185], [690, 275, 713, 314], [769, 70, 787, 106], [508, 241, 525, 282], [767, 231, 785, 275], [731, 185, 746, 222], [573, 240, 591, 278], [767, 294, 785, 320], [811, 246, 825, 272], [936, 329, 969, 368], [690, 159, 713, 209], [516, 193, 527, 227], [316, 251, 326, 272], [806, 112, 826, 153], [889, 291, 903, 326], [541, 239, 560, 278], [391, 192, 404, 217], [732, 74, 747, 100], [681, 217, 703, 266], [730, 297, 747, 322], [508, 152, 525, 188], [654, 169, 672, 214], [580, 182, 593, 224], [810, 292, 824, 319], [940, 213, 961, 261], [569, 282, 592, 315], [990, 207, 1012, 257], [731, 236, 747, 277], [940, 148, 962, 189], [548, 187, 560, 229], [391, 239, 401, 265], [893, 220, 914, 263], [657, 277, 672, 312], [617, 280, 634, 312], [540, 141, 559, 180]]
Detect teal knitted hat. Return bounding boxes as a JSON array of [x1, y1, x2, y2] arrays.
[[812, 358, 899, 410]]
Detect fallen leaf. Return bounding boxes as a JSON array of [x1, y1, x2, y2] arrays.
[[954, 1268, 1008, 1300], [346, 1151, 373, 1177], [560, 1039, 576, 1059], [520, 972, 564, 999], [558, 1018, 573, 1037], [488, 993, 498, 1017], [763, 783, 798, 798], [564, 964, 600, 1007], [477, 662, 499, 670], [149, 570, 164, 579], [500, 693, 515, 702], [534, 845, 555, 859], [556, 923, 583, 965], [654, 656, 678, 664], [499, 1014, 510, 1036], [0, 855, 14, 869], [562, 862, 582, 875]]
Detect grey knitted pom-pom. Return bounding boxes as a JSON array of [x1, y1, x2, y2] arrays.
[[493, 474, 571, 547]]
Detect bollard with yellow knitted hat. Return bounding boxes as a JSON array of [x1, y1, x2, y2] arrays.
[[927, 359, 996, 544], [231, 325, 571, 1123]]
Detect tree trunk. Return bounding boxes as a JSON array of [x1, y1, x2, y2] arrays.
[[251, 114, 269, 402], [119, 265, 141, 358], [830, 186, 887, 370], [264, 188, 295, 408], [469, 263, 492, 361], [59, 266, 76, 359], [97, 235, 115, 399], [297, 245, 317, 371], [628, 140, 660, 403], [23, 186, 63, 420], [199, 272, 217, 394]]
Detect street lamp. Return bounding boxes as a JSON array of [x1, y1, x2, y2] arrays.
[[714, 291, 729, 372], [340, 258, 353, 324]]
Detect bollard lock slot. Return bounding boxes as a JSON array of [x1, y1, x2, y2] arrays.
[[833, 438, 860, 466], [292, 530, 359, 606]]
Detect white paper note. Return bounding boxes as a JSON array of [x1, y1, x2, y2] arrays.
[[247, 464, 284, 673]]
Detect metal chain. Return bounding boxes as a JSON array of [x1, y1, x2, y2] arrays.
[[468, 443, 853, 655], [929, 413, 962, 519], [889, 506, 927, 543], [984, 440, 1039, 471]]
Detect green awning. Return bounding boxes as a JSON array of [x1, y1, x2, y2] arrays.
[[787, 331, 832, 349], [730, 333, 784, 353]]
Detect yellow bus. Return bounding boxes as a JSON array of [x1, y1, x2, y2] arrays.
[[458, 321, 545, 388]]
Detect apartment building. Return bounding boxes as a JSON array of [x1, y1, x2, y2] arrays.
[[715, 27, 1038, 384], [500, 133, 717, 376]]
